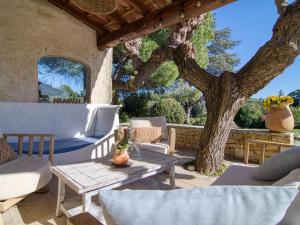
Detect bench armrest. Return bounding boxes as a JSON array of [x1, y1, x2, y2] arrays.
[[168, 128, 176, 156], [3, 133, 55, 162]]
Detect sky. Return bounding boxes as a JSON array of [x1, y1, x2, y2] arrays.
[[214, 0, 300, 99]]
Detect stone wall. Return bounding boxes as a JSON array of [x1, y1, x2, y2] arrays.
[[168, 124, 294, 163], [0, 0, 112, 104]]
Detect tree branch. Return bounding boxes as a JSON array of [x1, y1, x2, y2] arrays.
[[172, 43, 216, 92], [237, 1, 300, 97], [275, 0, 289, 16], [124, 39, 143, 69]]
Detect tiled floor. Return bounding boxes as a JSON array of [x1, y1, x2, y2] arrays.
[[1, 151, 236, 225]]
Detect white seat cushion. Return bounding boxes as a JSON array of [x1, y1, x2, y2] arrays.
[[0, 156, 52, 201], [212, 164, 273, 186], [139, 141, 169, 154]]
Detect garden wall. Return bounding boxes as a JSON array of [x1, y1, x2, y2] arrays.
[[168, 124, 294, 163]]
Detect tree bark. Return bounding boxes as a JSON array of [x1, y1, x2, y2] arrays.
[[195, 72, 246, 173], [186, 106, 192, 124]]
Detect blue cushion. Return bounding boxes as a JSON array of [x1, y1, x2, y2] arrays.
[[255, 146, 300, 181], [9, 136, 104, 154], [99, 186, 298, 225]]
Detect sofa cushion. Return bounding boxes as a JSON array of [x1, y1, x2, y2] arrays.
[[130, 117, 168, 140], [0, 137, 17, 165], [273, 169, 300, 225], [0, 156, 52, 201], [139, 140, 169, 154], [99, 186, 298, 225], [254, 146, 300, 181], [133, 127, 162, 143], [212, 164, 273, 186]]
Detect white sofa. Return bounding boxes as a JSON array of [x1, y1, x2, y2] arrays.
[[0, 102, 120, 164]]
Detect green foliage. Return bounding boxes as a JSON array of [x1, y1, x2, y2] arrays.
[[59, 85, 79, 99], [288, 89, 300, 107], [207, 27, 240, 75], [119, 111, 130, 123], [192, 13, 215, 67], [150, 98, 186, 124], [191, 101, 206, 118], [139, 29, 171, 62], [172, 79, 201, 110], [188, 117, 206, 126], [151, 61, 179, 87], [122, 93, 153, 118], [234, 100, 265, 128], [139, 36, 159, 62], [291, 107, 300, 129]]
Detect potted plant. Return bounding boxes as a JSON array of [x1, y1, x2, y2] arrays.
[[112, 129, 130, 166], [263, 96, 294, 132]]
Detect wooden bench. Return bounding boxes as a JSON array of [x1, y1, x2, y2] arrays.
[[244, 139, 295, 164], [68, 213, 103, 225]]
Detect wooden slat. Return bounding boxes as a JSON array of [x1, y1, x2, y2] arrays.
[[246, 139, 294, 148], [39, 136, 45, 157], [126, 0, 151, 14], [49, 136, 55, 162], [28, 135, 34, 156], [97, 0, 235, 48], [259, 144, 266, 164], [0, 197, 25, 213], [18, 136, 24, 156], [244, 142, 250, 164]]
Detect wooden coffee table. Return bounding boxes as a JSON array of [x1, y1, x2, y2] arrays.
[[51, 150, 177, 219]]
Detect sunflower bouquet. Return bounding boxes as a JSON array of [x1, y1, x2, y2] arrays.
[[263, 96, 294, 111]]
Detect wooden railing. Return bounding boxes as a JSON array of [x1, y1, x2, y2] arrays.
[[244, 139, 295, 164], [3, 133, 55, 162]]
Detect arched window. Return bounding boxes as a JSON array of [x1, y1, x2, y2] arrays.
[[38, 57, 89, 103]]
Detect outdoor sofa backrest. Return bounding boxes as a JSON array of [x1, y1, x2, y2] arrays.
[[0, 102, 120, 139]]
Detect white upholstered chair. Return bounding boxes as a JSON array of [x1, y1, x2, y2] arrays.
[[129, 116, 176, 155]]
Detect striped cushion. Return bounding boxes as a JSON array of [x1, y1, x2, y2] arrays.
[[0, 137, 17, 165], [133, 127, 162, 144]]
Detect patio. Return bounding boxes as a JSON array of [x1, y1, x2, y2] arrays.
[[1, 0, 300, 224], [2, 150, 234, 225]]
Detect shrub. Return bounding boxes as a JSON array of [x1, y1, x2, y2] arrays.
[[234, 100, 265, 128], [119, 111, 129, 123], [122, 93, 153, 118], [188, 117, 206, 126], [291, 106, 300, 129], [150, 98, 186, 124]]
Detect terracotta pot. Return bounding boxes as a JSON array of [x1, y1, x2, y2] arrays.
[[265, 105, 294, 132], [112, 150, 129, 165]]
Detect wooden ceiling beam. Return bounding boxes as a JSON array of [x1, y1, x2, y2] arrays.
[[97, 0, 235, 49], [127, 0, 151, 14], [48, 0, 107, 33]]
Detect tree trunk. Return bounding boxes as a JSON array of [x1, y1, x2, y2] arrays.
[[186, 107, 192, 124], [195, 72, 246, 174]]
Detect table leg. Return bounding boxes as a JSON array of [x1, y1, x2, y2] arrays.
[[56, 178, 65, 217], [169, 163, 175, 189], [0, 213, 4, 225], [82, 193, 92, 212]]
